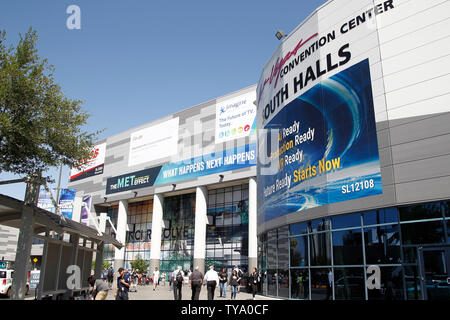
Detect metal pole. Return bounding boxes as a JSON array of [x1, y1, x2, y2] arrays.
[[55, 164, 63, 214]]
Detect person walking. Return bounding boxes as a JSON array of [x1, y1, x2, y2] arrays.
[[153, 267, 160, 291], [107, 267, 114, 289], [161, 272, 166, 286], [88, 275, 109, 300], [249, 268, 260, 300], [204, 265, 219, 300], [114, 268, 131, 300], [172, 266, 184, 300], [233, 265, 243, 294], [229, 270, 240, 300], [189, 266, 204, 300], [101, 268, 108, 283], [169, 269, 174, 291], [218, 268, 228, 298]]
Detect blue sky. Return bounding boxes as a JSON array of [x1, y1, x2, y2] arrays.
[[0, 0, 327, 200]]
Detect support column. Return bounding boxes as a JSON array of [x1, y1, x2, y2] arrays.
[[150, 194, 164, 272], [11, 206, 35, 300], [193, 186, 207, 274], [94, 242, 105, 279], [248, 177, 258, 272], [114, 200, 128, 270], [64, 234, 80, 299]]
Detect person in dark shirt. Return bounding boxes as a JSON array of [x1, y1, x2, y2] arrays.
[[218, 268, 228, 298], [115, 268, 131, 300], [249, 268, 260, 300], [229, 270, 240, 299], [189, 266, 204, 300]]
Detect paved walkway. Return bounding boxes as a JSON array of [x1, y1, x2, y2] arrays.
[[105, 283, 277, 301]]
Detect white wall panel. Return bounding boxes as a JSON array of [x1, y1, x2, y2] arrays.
[[383, 54, 450, 92]]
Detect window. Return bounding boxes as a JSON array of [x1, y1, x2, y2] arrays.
[[364, 224, 401, 264], [206, 184, 249, 270], [332, 213, 361, 229], [363, 208, 398, 226], [399, 202, 442, 222], [309, 232, 332, 266], [334, 268, 365, 300], [401, 220, 445, 245], [333, 229, 363, 265], [289, 222, 308, 236], [290, 236, 308, 267], [310, 268, 331, 300]]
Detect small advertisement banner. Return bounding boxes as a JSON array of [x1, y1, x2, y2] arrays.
[[81, 195, 92, 226], [58, 189, 76, 220], [70, 143, 106, 182], [37, 188, 56, 213], [215, 91, 257, 143]]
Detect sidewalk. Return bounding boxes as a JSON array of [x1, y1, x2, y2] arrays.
[[105, 283, 278, 301]]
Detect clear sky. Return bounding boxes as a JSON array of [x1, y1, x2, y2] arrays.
[[0, 0, 327, 200]]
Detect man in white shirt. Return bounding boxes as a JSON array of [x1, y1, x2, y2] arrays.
[[153, 267, 160, 291], [204, 265, 219, 300]]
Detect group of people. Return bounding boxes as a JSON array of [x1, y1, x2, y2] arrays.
[[90, 264, 261, 301], [170, 265, 261, 301]]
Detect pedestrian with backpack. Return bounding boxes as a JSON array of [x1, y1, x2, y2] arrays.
[[233, 265, 243, 293], [172, 266, 184, 300]]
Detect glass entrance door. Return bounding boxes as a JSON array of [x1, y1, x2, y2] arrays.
[[418, 246, 450, 300]]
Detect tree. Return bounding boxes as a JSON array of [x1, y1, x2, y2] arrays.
[[130, 256, 149, 273], [0, 28, 101, 203], [91, 259, 112, 271]]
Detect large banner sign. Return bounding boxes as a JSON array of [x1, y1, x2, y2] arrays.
[[106, 143, 256, 194], [257, 0, 395, 222], [215, 91, 257, 143], [70, 143, 106, 182], [128, 117, 179, 167]]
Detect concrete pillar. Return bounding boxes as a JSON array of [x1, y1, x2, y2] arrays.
[[150, 194, 163, 272], [193, 186, 207, 274], [11, 206, 35, 300], [94, 242, 104, 279], [99, 212, 107, 234], [248, 177, 258, 272], [65, 234, 80, 299], [114, 200, 128, 270]]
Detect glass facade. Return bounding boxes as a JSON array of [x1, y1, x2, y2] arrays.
[[160, 193, 195, 273], [259, 200, 450, 300], [103, 205, 118, 266], [207, 184, 249, 272], [124, 200, 153, 268]]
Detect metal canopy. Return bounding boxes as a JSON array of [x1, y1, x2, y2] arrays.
[[0, 193, 122, 249]]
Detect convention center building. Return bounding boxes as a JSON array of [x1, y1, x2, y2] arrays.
[[68, 0, 450, 300], [255, 0, 450, 300]]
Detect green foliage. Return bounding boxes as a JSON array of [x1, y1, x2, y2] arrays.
[[91, 260, 112, 271], [0, 28, 101, 183], [130, 256, 149, 273]]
